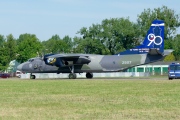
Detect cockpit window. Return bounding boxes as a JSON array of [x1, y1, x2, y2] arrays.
[[28, 59, 34, 62]]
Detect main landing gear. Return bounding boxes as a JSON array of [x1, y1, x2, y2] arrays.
[[69, 73, 77, 79], [68, 65, 77, 79], [68, 65, 94, 79], [68, 72, 93, 79], [86, 72, 93, 79]]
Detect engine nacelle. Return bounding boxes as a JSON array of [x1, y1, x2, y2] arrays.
[[44, 54, 55, 65], [75, 56, 91, 64], [44, 55, 91, 67], [44, 54, 63, 67]]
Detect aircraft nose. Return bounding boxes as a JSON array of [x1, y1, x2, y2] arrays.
[[17, 64, 23, 71]]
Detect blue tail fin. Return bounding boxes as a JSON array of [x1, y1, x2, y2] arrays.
[[117, 19, 164, 55]]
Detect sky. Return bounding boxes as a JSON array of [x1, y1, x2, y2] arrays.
[[0, 0, 180, 41]]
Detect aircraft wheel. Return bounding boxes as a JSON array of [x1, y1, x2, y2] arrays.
[[86, 73, 93, 79], [69, 73, 77, 79], [73, 73, 77, 79], [30, 75, 36, 79]]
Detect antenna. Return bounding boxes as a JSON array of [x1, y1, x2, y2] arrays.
[[41, 51, 44, 60], [155, 10, 158, 20], [37, 51, 39, 57]]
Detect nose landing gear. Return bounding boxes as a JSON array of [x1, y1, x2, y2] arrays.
[[30, 73, 36, 79]]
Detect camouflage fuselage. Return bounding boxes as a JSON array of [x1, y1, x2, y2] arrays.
[[18, 54, 163, 73]]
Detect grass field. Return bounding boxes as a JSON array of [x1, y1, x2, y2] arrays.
[[0, 78, 180, 120]]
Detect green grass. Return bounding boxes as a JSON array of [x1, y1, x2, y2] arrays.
[[0, 79, 180, 120]]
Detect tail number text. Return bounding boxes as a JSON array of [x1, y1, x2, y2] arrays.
[[122, 61, 132, 64]]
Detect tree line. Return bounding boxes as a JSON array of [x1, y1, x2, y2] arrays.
[[0, 6, 180, 71]]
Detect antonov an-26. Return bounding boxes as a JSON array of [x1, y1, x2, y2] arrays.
[[17, 19, 173, 79]]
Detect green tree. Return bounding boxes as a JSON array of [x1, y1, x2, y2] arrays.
[[164, 53, 175, 61], [0, 46, 8, 71], [16, 34, 42, 63], [164, 39, 173, 49], [62, 35, 73, 53], [0, 35, 8, 71], [172, 34, 180, 60], [0, 34, 16, 71], [77, 24, 109, 54], [0, 35, 5, 47], [101, 18, 140, 54], [77, 18, 140, 55], [42, 35, 68, 54], [137, 5, 180, 40], [5, 34, 17, 62], [74, 37, 107, 54]]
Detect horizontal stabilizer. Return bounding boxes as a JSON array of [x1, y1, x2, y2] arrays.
[[148, 49, 174, 56], [163, 49, 174, 56]]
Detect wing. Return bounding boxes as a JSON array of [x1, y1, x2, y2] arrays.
[[46, 53, 89, 58], [44, 53, 91, 66]]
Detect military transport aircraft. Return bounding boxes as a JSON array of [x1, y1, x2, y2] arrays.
[[17, 19, 173, 79]]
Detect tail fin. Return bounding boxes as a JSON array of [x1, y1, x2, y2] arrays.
[[118, 19, 164, 55]]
